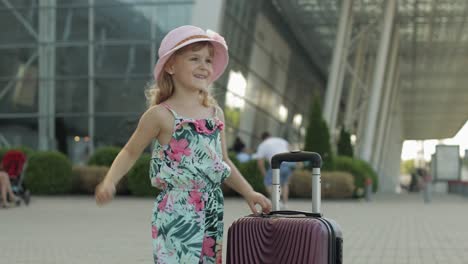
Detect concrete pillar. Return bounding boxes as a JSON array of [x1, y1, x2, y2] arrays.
[[88, 0, 95, 154], [373, 30, 400, 167], [38, 0, 56, 150], [355, 55, 375, 157], [379, 96, 403, 193], [323, 0, 353, 129], [330, 17, 353, 139], [344, 32, 368, 132], [378, 72, 400, 172], [379, 114, 396, 192], [360, 0, 397, 163]]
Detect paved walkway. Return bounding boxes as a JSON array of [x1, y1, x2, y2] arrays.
[[1, 193, 467, 264]]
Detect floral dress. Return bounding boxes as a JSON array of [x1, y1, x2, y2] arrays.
[[149, 103, 231, 264]]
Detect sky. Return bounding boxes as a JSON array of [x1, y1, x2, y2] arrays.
[[401, 120, 468, 160]]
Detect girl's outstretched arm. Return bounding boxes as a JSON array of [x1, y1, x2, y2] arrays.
[[95, 106, 164, 205], [216, 107, 272, 214]]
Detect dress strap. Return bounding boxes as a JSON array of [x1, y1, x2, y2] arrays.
[[160, 102, 178, 118], [213, 106, 218, 118]]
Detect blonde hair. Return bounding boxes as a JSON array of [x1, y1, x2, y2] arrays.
[[146, 42, 218, 108]]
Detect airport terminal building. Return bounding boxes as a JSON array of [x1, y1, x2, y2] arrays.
[[2, 0, 468, 192], [0, 0, 323, 161]]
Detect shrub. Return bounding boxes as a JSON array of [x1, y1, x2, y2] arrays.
[[0, 149, 6, 162], [71, 166, 108, 194], [25, 151, 73, 194], [221, 182, 238, 196], [355, 159, 378, 192], [289, 170, 312, 198], [0, 146, 36, 162], [228, 151, 240, 168], [127, 154, 160, 196], [337, 127, 353, 157], [289, 169, 354, 199], [304, 96, 334, 170], [333, 156, 365, 197], [71, 165, 128, 194], [401, 159, 416, 175], [238, 160, 267, 195], [222, 157, 267, 196], [333, 156, 379, 196], [321, 171, 354, 198], [221, 152, 241, 196], [88, 146, 121, 166]]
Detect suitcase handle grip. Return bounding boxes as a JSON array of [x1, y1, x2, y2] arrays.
[[266, 210, 322, 218], [271, 151, 322, 169]]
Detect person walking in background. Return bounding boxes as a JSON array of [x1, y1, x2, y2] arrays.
[[231, 137, 251, 163], [94, 25, 271, 263], [255, 132, 293, 209], [417, 168, 432, 203]]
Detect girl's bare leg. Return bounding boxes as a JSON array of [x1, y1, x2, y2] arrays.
[[7, 183, 17, 201], [0, 172, 17, 203], [281, 184, 289, 205], [0, 174, 9, 204]]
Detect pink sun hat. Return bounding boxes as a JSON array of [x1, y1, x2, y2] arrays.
[[153, 25, 229, 83]]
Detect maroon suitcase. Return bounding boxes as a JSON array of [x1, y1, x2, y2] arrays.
[[227, 151, 343, 264]]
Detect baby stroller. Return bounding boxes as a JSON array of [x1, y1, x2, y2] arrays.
[[2, 150, 31, 205]]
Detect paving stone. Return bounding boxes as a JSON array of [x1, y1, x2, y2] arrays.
[[0, 193, 466, 263]]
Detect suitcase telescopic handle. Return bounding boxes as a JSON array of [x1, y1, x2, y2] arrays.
[[271, 151, 322, 169], [270, 151, 322, 214]]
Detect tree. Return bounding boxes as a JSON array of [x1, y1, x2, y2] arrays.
[[304, 96, 334, 170], [401, 159, 416, 175], [337, 127, 354, 157]]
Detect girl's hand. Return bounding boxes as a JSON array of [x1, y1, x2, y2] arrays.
[[95, 181, 116, 206], [245, 191, 272, 214]]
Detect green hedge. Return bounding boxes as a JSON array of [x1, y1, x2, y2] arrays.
[[238, 160, 267, 196], [337, 127, 353, 158], [355, 159, 378, 192], [88, 146, 121, 166], [289, 170, 355, 199], [0, 146, 36, 161], [127, 154, 160, 196], [304, 96, 334, 171], [88, 146, 130, 194], [334, 156, 378, 197], [228, 151, 240, 168], [25, 151, 73, 194]]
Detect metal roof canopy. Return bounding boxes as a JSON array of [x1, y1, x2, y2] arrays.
[[274, 0, 468, 140]]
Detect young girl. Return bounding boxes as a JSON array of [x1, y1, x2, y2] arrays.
[[95, 25, 272, 263]]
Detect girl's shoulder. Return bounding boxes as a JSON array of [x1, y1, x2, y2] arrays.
[[143, 105, 174, 124], [147, 104, 172, 116], [214, 105, 225, 121]]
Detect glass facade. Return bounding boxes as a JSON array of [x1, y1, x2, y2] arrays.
[[218, 0, 326, 150], [0, 0, 193, 163], [0, 0, 326, 162]]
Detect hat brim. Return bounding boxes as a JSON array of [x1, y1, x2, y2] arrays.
[[153, 38, 228, 83]]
